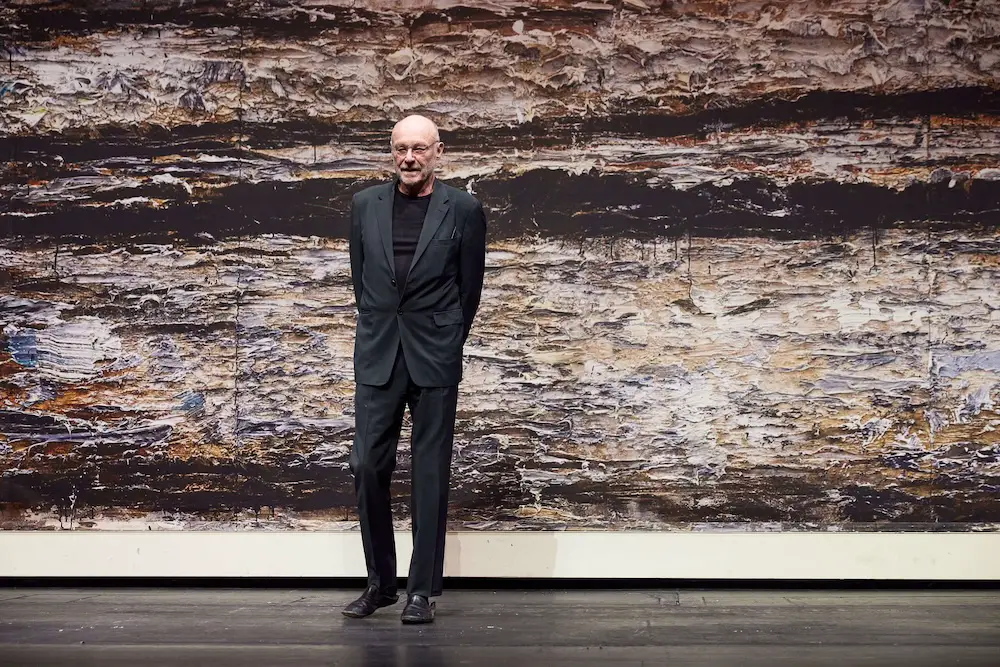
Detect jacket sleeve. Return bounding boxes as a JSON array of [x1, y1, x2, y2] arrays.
[[348, 193, 363, 310], [458, 198, 487, 344]]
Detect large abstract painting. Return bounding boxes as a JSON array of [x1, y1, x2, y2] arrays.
[[2, 0, 998, 532]]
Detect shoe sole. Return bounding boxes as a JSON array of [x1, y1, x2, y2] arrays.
[[400, 615, 434, 624]]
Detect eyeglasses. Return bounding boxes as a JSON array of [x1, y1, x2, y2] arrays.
[[392, 142, 440, 157]]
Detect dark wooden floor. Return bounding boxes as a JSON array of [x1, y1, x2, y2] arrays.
[[1, 587, 998, 666]]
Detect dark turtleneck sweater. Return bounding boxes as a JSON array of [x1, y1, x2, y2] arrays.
[[392, 186, 432, 295]]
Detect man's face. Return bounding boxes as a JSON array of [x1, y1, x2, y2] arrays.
[[391, 123, 443, 190]]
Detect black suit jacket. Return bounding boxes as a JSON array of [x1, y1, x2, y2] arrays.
[[349, 179, 487, 387]]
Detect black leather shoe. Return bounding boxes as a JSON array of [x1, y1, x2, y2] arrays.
[[341, 584, 399, 618], [400, 594, 435, 624]]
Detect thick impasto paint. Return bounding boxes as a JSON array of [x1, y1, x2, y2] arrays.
[[2, 1, 998, 531]]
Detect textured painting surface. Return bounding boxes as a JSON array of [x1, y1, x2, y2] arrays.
[[1, 0, 999, 531]]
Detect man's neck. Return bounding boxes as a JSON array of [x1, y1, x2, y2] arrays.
[[397, 175, 435, 198]]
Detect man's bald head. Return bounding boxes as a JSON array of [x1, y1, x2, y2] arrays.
[[391, 114, 440, 145], [390, 114, 444, 197]]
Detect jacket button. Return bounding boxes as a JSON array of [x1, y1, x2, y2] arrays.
[[391, 279, 396, 286], [397, 309, 402, 315]]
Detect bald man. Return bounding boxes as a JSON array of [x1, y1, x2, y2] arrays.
[[341, 115, 487, 623]]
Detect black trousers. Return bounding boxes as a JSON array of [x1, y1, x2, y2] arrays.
[[349, 346, 458, 598]]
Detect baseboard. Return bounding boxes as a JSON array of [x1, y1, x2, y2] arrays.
[[1, 531, 997, 581]]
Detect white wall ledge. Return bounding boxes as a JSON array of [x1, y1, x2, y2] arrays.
[[2, 531, 997, 580]]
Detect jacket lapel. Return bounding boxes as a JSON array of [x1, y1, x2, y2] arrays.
[[375, 182, 396, 279], [408, 183, 450, 277]]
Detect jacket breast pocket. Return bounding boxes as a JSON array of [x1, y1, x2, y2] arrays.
[[426, 238, 459, 275], [433, 309, 463, 326], [429, 238, 458, 252]]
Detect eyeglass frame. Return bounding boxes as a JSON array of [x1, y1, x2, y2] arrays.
[[390, 140, 443, 157]]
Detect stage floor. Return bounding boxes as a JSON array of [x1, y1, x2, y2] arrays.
[[1, 587, 998, 665]]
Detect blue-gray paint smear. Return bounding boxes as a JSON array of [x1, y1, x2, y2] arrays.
[[935, 350, 1000, 379], [5, 329, 39, 367]]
